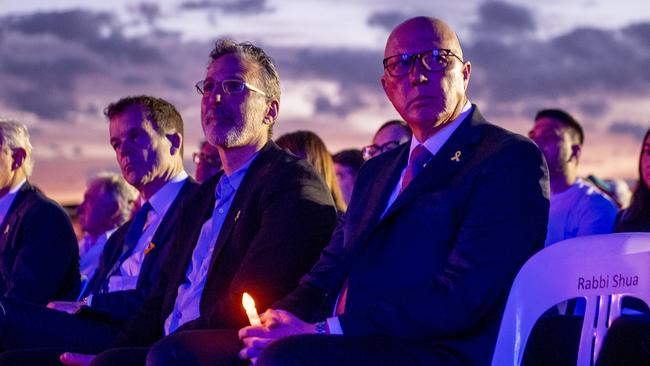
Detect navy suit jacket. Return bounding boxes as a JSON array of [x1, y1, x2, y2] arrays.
[[0, 182, 79, 304], [80, 178, 200, 322], [274, 107, 550, 365], [113, 141, 337, 347]]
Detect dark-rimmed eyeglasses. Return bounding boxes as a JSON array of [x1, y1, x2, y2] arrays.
[[362, 141, 402, 160], [383, 48, 464, 77], [193, 152, 221, 167], [195, 79, 267, 97]]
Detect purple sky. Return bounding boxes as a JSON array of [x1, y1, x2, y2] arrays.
[[1, 0, 649, 202]]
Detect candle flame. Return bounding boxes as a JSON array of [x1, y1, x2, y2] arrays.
[[242, 292, 256, 311]]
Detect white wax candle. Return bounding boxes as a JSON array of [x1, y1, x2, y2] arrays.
[[242, 292, 261, 326]]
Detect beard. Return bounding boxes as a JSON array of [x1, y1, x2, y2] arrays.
[[203, 101, 267, 149]]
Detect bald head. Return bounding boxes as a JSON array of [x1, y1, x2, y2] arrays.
[[385, 17, 464, 61], [381, 16, 471, 142]]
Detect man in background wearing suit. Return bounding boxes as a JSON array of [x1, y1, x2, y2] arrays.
[[0, 119, 79, 305], [0, 96, 199, 360], [60, 39, 337, 366], [233, 16, 550, 366]]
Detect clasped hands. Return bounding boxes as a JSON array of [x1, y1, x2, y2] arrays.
[[238, 309, 319, 363]]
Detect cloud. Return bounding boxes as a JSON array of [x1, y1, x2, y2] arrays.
[[3, 10, 161, 63], [471, 1, 536, 35], [0, 10, 164, 120], [274, 47, 383, 88], [608, 121, 650, 141], [313, 91, 367, 117], [270, 47, 383, 117], [367, 10, 410, 32], [622, 22, 650, 46], [465, 22, 650, 111], [131, 2, 162, 25], [179, 0, 271, 14], [578, 100, 609, 119]]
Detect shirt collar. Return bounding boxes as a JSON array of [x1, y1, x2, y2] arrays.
[[409, 100, 473, 156], [145, 171, 188, 215], [219, 151, 259, 193], [0, 179, 26, 208]]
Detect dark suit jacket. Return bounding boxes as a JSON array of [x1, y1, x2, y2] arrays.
[[80, 178, 200, 322], [0, 182, 79, 304], [112, 141, 337, 347], [274, 106, 550, 365]]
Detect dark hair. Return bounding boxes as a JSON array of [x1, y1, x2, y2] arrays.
[[616, 128, 650, 231], [276, 131, 347, 213], [376, 119, 412, 139], [535, 109, 584, 145], [332, 149, 364, 174], [104, 95, 184, 153], [208, 39, 280, 138]]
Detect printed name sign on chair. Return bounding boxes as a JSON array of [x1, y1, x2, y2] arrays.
[[491, 232, 650, 366]]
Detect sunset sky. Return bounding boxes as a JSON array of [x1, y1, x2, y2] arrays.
[[1, 0, 649, 203]]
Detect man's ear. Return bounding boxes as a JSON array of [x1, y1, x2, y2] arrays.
[[166, 132, 182, 156], [263, 100, 280, 125], [380, 75, 388, 94], [569, 144, 582, 163], [11, 148, 26, 171], [461, 61, 471, 90]]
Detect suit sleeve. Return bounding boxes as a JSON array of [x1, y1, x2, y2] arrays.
[[187, 161, 337, 330], [338, 140, 550, 339], [272, 212, 348, 322], [5, 203, 78, 304], [89, 289, 146, 321]]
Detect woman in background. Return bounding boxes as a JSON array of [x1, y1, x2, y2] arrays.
[[276, 130, 347, 213], [615, 127, 650, 232]]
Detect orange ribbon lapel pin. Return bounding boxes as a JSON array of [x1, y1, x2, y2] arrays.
[[144, 242, 156, 255]]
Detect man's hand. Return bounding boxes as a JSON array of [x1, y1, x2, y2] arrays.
[[238, 309, 317, 361], [46, 301, 85, 314], [59, 352, 95, 366]]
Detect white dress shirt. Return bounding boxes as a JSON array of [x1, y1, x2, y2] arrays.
[[107, 171, 188, 292]]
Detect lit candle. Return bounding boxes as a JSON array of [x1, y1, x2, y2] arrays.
[[242, 292, 261, 326]]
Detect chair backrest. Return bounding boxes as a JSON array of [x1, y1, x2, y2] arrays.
[[491, 232, 650, 366]]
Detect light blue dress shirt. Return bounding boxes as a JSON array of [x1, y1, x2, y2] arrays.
[[164, 154, 257, 335]]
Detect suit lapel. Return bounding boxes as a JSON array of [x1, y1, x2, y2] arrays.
[[207, 142, 278, 271], [0, 183, 31, 254], [382, 107, 485, 222], [344, 145, 409, 253], [136, 178, 197, 288]]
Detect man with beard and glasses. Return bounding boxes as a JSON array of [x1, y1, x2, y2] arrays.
[[59, 39, 337, 366]]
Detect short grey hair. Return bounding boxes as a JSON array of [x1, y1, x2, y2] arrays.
[[0, 119, 34, 177], [208, 39, 281, 102], [89, 171, 139, 226]]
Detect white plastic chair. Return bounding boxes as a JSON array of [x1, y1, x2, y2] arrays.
[[491, 232, 650, 366]]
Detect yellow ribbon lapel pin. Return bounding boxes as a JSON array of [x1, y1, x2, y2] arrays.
[[144, 242, 156, 255], [450, 150, 462, 162]]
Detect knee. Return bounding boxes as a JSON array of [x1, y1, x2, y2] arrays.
[[146, 336, 194, 366], [257, 335, 311, 366]]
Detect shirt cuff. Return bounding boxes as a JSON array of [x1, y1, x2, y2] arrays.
[[326, 316, 343, 335], [86, 294, 94, 307]]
